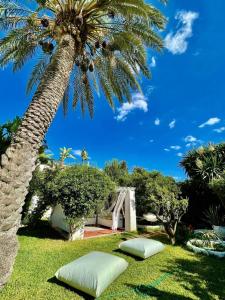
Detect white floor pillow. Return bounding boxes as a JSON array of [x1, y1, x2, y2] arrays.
[[55, 251, 128, 298], [119, 238, 165, 259]]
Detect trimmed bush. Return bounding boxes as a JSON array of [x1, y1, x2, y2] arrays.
[[31, 165, 116, 234]]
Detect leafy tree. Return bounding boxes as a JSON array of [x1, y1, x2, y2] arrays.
[[0, 117, 21, 156], [0, 0, 166, 286], [130, 168, 179, 216], [129, 167, 151, 216], [150, 190, 189, 245], [31, 165, 115, 239], [104, 159, 131, 186]]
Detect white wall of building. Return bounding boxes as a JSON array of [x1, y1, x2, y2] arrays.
[[124, 187, 137, 232]]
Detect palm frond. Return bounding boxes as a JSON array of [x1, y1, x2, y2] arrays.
[[0, 0, 167, 118], [0, 27, 39, 70], [0, 0, 32, 29], [27, 55, 50, 94], [62, 84, 70, 116]]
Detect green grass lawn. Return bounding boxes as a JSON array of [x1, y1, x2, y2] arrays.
[[0, 221, 224, 300]]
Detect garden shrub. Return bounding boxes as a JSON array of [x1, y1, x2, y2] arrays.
[[31, 165, 116, 233]]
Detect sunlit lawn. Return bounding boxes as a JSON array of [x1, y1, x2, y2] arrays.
[[1, 221, 224, 300]]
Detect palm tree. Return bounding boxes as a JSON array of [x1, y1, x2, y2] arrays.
[[81, 149, 88, 164], [0, 0, 167, 287], [59, 147, 76, 166], [180, 143, 225, 183]]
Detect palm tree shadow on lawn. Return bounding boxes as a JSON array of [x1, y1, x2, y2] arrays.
[[161, 254, 225, 300], [17, 220, 63, 240], [126, 283, 193, 299]]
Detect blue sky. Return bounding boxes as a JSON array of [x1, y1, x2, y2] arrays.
[[1, 0, 225, 180]]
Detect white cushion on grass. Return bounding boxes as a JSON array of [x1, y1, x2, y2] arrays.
[[55, 251, 128, 298], [119, 238, 165, 259]]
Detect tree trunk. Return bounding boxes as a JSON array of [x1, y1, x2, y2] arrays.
[[170, 236, 176, 245], [164, 223, 176, 245], [0, 34, 75, 288]]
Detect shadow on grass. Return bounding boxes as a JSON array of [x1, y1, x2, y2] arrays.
[[17, 220, 63, 240], [148, 234, 170, 245], [112, 249, 144, 261], [48, 277, 94, 300], [162, 254, 225, 300], [126, 283, 193, 299]]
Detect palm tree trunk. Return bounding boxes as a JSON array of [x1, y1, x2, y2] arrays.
[[0, 34, 75, 288]]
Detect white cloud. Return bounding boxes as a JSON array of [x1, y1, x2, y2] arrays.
[[115, 93, 148, 122], [199, 117, 221, 128], [177, 152, 183, 157], [185, 143, 193, 147], [164, 148, 170, 152], [73, 150, 82, 156], [184, 135, 202, 147], [184, 135, 197, 143], [165, 10, 199, 55], [149, 139, 154, 143], [214, 127, 225, 133], [171, 145, 181, 150], [169, 119, 176, 129], [150, 56, 156, 68], [154, 118, 160, 126]]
